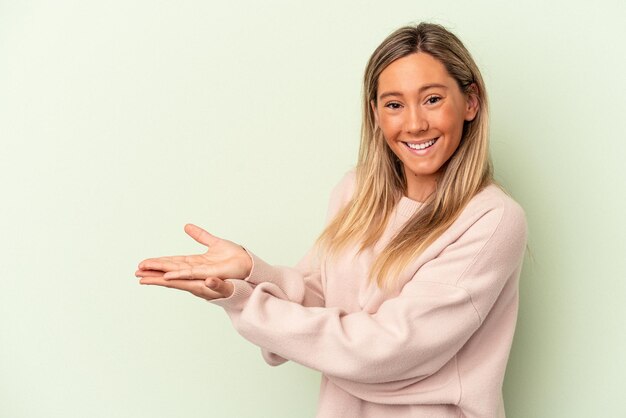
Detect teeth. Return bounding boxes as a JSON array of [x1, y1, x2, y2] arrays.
[[406, 138, 437, 150]]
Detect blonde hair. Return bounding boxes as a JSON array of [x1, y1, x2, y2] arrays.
[[314, 22, 503, 290]]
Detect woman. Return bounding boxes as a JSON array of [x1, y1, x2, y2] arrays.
[[136, 22, 528, 418]]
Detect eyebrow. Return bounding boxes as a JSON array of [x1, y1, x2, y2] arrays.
[[378, 83, 448, 100]]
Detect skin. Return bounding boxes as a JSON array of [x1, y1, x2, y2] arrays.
[[135, 223, 251, 299], [371, 52, 479, 202]]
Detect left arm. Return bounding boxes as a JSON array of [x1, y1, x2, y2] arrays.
[[210, 200, 527, 384], [136, 198, 527, 385]]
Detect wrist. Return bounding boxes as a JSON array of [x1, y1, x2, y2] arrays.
[[239, 246, 254, 279]]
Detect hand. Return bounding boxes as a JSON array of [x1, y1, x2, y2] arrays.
[[136, 269, 235, 300], [135, 223, 253, 299]]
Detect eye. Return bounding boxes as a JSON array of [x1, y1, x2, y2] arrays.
[[384, 102, 402, 110], [425, 95, 442, 105]]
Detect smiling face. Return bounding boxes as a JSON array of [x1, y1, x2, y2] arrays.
[[371, 52, 479, 202]]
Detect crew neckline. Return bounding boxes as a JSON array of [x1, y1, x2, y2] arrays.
[[397, 195, 423, 218]]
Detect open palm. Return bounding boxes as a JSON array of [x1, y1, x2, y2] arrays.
[[135, 223, 253, 299]]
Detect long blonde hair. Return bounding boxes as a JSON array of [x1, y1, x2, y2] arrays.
[[316, 22, 498, 290]]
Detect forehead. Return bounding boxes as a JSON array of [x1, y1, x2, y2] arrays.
[[378, 52, 454, 91]]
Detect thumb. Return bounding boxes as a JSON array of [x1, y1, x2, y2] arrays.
[[184, 223, 220, 247], [205, 278, 234, 298]]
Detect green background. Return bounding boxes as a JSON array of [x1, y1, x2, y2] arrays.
[[1, 0, 624, 417]]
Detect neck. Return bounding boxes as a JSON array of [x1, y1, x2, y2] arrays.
[[404, 171, 438, 203]]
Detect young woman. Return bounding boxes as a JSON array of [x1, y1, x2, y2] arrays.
[[136, 22, 528, 418]]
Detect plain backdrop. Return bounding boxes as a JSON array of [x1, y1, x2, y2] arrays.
[[1, 0, 625, 417]]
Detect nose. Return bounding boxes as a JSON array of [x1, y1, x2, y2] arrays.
[[404, 105, 428, 134]]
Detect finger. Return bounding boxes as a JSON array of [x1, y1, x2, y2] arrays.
[[139, 258, 189, 273], [140, 276, 198, 293], [138, 257, 179, 270], [139, 276, 194, 290], [184, 223, 220, 248], [163, 265, 216, 280], [205, 278, 234, 298], [139, 277, 225, 300], [135, 269, 164, 278], [138, 255, 206, 270]]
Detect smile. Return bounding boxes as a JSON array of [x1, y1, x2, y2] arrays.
[[403, 137, 439, 151]]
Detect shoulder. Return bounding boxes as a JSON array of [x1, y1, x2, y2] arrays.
[[328, 169, 356, 216], [330, 168, 357, 199], [456, 183, 528, 260], [468, 184, 527, 233]]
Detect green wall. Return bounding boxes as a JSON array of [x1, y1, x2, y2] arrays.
[[1, 0, 624, 417]]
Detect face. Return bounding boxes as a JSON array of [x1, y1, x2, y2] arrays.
[[371, 52, 479, 201]]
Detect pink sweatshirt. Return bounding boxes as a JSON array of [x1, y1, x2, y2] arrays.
[[211, 170, 528, 418]]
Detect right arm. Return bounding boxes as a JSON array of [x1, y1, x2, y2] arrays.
[[243, 170, 356, 364], [136, 170, 357, 366], [240, 169, 356, 307]]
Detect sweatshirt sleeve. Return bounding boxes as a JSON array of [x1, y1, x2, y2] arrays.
[[240, 169, 356, 306], [228, 170, 356, 366], [211, 196, 528, 385], [240, 245, 324, 366]]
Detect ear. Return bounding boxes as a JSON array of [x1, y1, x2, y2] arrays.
[[464, 83, 480, 122], [370, 100, 379, 126]]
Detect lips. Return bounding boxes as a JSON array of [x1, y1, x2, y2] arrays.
[[403, 137, 439, 150]]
